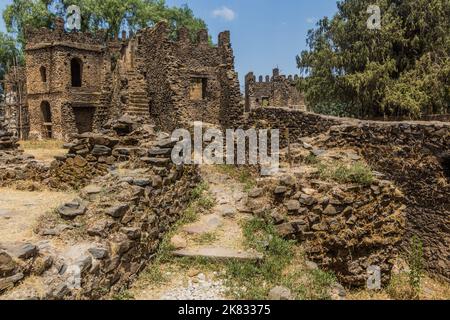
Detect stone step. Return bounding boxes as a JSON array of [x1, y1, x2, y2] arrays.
[[127, 108, 148, 112], [129, 93, 147, 97], [173, 247, 264, 261], [125, 112, 149, 117], [128, 106, 148, 111], [129, 99, 148, 104]]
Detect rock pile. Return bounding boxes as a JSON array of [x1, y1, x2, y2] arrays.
[[0, 243, 51, 294]]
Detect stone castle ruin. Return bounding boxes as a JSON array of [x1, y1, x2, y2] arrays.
[[245, 68, 305, 111], [0, 16, 449, 300], [14, 17, 241, 140]]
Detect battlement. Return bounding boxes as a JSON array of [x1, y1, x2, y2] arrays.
[[132, 21, 230, 49], [245, 68, 304, 111], [245, 68, 300, 85], [25, 18, 108, 50]]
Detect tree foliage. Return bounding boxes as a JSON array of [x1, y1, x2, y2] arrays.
[[0, 0, 206, 83], [297, 0, 450, 118], [0, 31, 23, 96], [3, 0, 207, 46]]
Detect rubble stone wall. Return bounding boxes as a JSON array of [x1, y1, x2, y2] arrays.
[[249, 171, 405, 287], [133, 22, 242, 132], [0, 120, 201, 299], [245, 106, 450, 281]]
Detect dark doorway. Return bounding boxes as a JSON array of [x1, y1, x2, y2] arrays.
[[73, 106, 96, 133], [71, 58, 82, 87], [40, 101, 52, 138]]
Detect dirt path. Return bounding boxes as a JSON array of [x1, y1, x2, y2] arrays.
[[130, 165, 258, 300], [0, 188, 75, 244]]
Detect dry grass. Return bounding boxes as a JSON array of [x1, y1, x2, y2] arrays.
[[19, 139, 66, 162], [19, 139, 65, 150], [347, 274, 450, 300]]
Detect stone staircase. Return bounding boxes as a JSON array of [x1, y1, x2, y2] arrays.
[[124, 70, 150, 120]]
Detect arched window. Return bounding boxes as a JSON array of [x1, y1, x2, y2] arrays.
[[71, 58, 82, 87], [40, 101, 52, 138], [40, 66, 47, 82]]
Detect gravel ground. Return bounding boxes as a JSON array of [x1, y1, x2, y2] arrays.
[[160, 273, 227, 300]]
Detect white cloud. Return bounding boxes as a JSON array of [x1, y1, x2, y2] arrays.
[[306, 17, 316, 24], [212, 6, 236, 21]]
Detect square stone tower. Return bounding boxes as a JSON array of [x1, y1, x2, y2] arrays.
[[24, 18, 111, 140]]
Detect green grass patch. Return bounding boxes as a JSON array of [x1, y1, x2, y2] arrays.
[[303, 153, 319, 165], [223, 217, 337, 300], [318, 161, 374, 186], [112, 290, 135, 300], [223, 218, 295, 299], [217, 165, 256, 192]]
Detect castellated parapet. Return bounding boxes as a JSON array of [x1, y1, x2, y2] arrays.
[[19, 17, 242, 140], [245, 68, 305, 111]]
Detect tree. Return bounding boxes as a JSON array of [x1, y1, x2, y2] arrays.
[[0, 32, 23, 81], [3, 0, 207, 45], [3, 0, 55, 47], [297, 0, 450, 118]]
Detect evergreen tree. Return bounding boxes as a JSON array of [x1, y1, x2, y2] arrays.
[[297, 0, 450, 118]]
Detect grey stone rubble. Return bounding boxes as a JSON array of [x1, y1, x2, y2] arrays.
[[160, 273, 227, 300]]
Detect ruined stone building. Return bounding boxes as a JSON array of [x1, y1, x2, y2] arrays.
[[0, 66, 29, 139], [244, 68, 305, 111], [9, 17, 241, 140]]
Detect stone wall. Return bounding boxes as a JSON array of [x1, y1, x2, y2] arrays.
[[0, 119, 201, 299], [245, 69, 305, 111], [130, 22, 242, 132], [244, 106, 450, 281], [247, 168, 405, 287]]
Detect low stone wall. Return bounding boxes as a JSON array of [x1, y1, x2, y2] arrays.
[[0, 123, 201, 299], [245, 107, 342, 142], [245, 107, 450, 282], [322, 122, 449, 281], [0, 116, 153, 190]]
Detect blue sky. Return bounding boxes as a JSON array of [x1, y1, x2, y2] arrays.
[[0, 0, 339, 85]]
